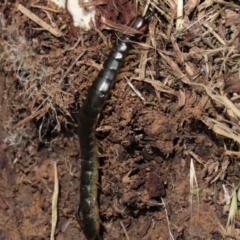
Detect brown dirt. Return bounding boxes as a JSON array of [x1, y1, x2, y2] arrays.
[[0, 0, 240, 239]]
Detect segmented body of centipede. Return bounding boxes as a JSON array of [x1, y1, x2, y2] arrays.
[[77, 10, 154, 240]]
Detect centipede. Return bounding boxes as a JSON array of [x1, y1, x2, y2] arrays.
[[77, 9, 154, 240]]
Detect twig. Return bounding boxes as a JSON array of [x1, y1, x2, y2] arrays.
[[79, 0, 106, 7], [31, 3, 60, 13], [183, 10, 215, 32], [12, 105, 49, 130], [60, 50, 87, 82], [63, 35, 83, 53], [17, 3, 63, 37], [213, 0, 240, 9]]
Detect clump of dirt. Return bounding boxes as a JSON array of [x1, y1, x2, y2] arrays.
[[0, 0, 240, 239]]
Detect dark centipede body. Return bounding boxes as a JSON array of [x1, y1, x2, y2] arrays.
[[77, 10, 154, 240]]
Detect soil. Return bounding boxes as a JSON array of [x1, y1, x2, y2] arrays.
[[0, 0, 240, 240]]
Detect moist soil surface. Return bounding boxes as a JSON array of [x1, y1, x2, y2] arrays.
[[0, 0, 240, 239]]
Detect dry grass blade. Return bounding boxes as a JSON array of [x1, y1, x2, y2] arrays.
[[188, 81, 240, 120], [184, 0, 200, 16], [213, 0, 240, 9], [120, 221, 130, 240], [225, 150, 240, 158], [202, 117, 240, 144], [176, 0, 183, 30], [188, 151, 205, 165], [202, 22, 226, 45], [190, 158, 200, 236], [190, 158, 200, 205], [222, 184, 231, 205], [158, 50, 192, 79], [133, 77, 176, 95], [161, 198, 174, 240], [51, 162, 59, 240], [125, 77, 145, 102], [226, 187, 238, 238], [102, 18, 143, 35]]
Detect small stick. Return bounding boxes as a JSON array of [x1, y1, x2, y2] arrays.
[[60, 50, 87, 82], [31, 4, 60, 13], [12, 105, 49, 130], [17, 3, 63, 37], [202, 22, 226, 46], [79, 0, 106, 7]]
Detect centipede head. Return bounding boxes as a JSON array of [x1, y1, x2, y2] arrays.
[[144, 8, 155, 21], [131, 8, 155, 33]]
